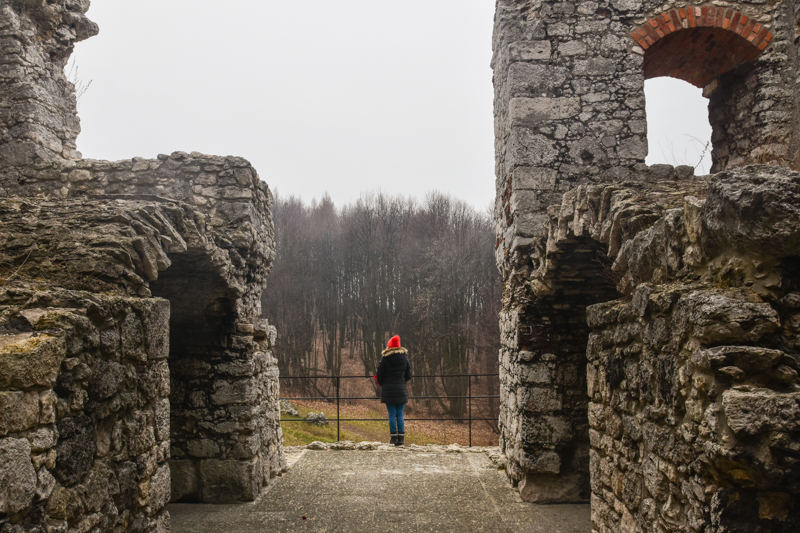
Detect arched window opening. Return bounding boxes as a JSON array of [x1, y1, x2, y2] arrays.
[[633, 6, 774, 172], [645, 77, 712, 174]]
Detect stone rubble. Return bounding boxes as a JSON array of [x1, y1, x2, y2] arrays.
[[304, 412, 329, 426], [286, 441, 508, 470]]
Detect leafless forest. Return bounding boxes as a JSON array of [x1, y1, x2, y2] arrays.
[[261, 192, 501, 425]]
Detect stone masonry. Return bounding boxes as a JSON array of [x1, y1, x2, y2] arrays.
[[493, 0, 800, 531], [0, 2, 285, 532]]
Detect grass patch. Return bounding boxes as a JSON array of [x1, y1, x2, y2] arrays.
[[281, 402, 459, 446]]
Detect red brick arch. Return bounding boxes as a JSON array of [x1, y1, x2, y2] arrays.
[[630, 5, 773, 87]]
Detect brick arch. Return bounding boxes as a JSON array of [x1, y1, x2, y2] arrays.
[[630, 6, 773, 87]]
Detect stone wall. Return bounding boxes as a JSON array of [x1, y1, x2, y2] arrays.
[[0, 155, 286, 508], [493, 0, 800, 244], [583, 167, 800, 531], [493, 1, 800, 524], [1, 290, 171, 533], [498, 164, 800, 531], [0, 0, 97, 166], [0, 1, 285, 531], [498, 165, 706, 502]]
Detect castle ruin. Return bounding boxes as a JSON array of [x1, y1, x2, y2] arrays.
[[0, 2, 284, 532], [493, 0, 800, 531], [2, 0, 800, 532]]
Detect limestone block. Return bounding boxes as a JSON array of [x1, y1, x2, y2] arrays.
[[88, 359, 125, 400], [27, 426, 57, 452], [154, 398, 170, 443], [36, 467, 56, 501], [521, 414, 574, 446], [519, 387, 563, 412], [148, 463, 171, 510], [519, 471, 588, 503], [513, 166, 559, 191], [692, 346, 786, 373], [142, 298, 170, 360], [507, 63, 569, 96], [568, 137, 607, 165], [519, 449, 561, 474], [200, 457, 261, 503], [211, 378, 258, 406], [559, 40, 587, 56], [702, 167, 800, 258], [519, 362, 552, 384], [642, 456, 669, 501], [508, 40, 551, 62], [120, 312, 144, 361], [123, 410, 156, 456], [509, 97, 581, 126], [0, 391, 40, 435], [169, 459, 199, 502], [617, 136, 648, 160], [186, 439, 221, 459], [673, 290, 779, 344], [722, 389, 800, 435], [54, 414, 96, 486], [0, 437, 36, 514], [573, 58, 616, 77], [0, 333, 65, 389]]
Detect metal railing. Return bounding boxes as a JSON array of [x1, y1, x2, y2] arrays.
[[279, 374, 499, 447]]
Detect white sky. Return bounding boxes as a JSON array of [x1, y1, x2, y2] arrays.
[[72, 1, 711, 210]]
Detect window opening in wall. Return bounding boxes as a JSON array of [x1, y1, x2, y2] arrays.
[[644, 77, 712, 174]]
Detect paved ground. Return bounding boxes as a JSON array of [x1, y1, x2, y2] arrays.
[[169, 449, 590, 532]]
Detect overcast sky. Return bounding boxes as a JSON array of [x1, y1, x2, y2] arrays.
[[72, 1, 711, 211]]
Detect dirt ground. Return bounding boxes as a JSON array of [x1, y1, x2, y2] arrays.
[[290, 398, 499, 447]]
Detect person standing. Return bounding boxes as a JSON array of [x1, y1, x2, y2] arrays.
[[375, 335, 412, 446]]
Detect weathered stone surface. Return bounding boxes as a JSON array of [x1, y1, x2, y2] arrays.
[[54, 414, 96, 486], [199, 458, 260, 503], [702, 166, 800, 257], [723, 389, 800, 435], [672, 290, 780, 344], [0, 391, 40, 435], [0, 333, 65, 390], [0, 0, 97, 166], [169, 459, 200, 503], [519, 472, 587, 504], [494, 0, 800, 529], [0, 438, 36, 514], [149, 463, 171, 511]]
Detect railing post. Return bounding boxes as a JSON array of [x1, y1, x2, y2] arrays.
[[336, 375, 341, 442], [468, 375, 472, 447]]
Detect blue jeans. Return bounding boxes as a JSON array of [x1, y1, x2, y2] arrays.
[[385, 403, 405, 433]]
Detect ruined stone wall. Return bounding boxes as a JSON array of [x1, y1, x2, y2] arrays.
[[497, 165, 800, 530], [0, 0, 98, 166], [582, 167, 800, 531], [0, 1, 285, 530], [497, 164, 706, 502], [493, 0, 800, 519], [493, 0, 800, 246], [1, 290, 171, 533], [588, 285, 800, 532], [0, 155, 286, 509]]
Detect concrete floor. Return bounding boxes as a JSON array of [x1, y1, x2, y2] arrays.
[[168, 449, 590, 533]]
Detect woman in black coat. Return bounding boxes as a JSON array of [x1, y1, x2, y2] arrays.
[[375, 335, 412, 446]]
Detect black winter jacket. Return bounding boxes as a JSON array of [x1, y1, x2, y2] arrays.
[[376, 347, 412, 404]]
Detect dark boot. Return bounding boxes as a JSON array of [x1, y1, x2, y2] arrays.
[[395, 432, 404, 446], [390, 433, 398, 445]]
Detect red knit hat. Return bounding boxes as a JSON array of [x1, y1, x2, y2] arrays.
[[387, 335, 401, 349]]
